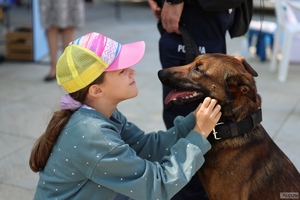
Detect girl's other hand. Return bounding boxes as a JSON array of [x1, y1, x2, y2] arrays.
[[193, 97, 221, 138]]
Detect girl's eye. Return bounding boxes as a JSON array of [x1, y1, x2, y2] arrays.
[[120, 69, 125, 73]]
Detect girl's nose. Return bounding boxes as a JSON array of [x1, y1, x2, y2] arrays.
[[128, 68, 136, 77]]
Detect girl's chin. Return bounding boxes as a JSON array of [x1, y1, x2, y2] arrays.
[[131, 91, 138, 98], [131, 90, 138, 98]]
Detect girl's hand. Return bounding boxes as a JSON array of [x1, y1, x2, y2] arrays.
[[193, 97, 222, 138]]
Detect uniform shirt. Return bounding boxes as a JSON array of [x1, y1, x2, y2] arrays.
[[33, 107, 211, 200]]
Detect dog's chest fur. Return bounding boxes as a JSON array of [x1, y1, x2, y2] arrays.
[[198, 124, 300, 200]]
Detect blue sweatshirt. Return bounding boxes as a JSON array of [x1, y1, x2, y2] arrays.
[[33, 107, 211, 200]]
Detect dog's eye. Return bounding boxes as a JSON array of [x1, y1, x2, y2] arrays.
[[194, 66, 205, 75]]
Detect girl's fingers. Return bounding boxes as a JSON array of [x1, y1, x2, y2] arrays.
[[204, 98, 221, 120], [201, 97, 212, 108], [208, 98, 218, 109], [211, 105, 221, 119], [202, 97, 218, 111]]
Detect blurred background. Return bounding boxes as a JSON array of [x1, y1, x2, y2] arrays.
[[0, 0, 299, 199]]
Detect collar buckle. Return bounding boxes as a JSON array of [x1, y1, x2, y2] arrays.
[[212, 122, 224, 140]]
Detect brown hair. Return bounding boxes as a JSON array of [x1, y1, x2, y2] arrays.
[[29, 73, 106, 172]]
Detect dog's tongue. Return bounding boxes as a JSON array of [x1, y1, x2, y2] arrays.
[[165, 90, 196, 104]]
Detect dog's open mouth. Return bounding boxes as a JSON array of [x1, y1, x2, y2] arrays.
[[165, 90, 204, 105]]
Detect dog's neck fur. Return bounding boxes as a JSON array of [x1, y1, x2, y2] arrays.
[[204, 93, 262, 143], [231, 105, 243, 112], [221, 92, 261, 123]]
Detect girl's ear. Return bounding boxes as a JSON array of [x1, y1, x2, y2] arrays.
[[88, 84, 103, 97]]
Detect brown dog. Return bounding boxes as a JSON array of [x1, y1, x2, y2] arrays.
[[158, 53, 300, 200]]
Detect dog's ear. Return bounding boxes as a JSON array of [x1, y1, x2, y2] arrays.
[[234, 56, 258, 77], [226, 74, 257, 103]]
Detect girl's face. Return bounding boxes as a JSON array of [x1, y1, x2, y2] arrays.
[[101, 67, 138, 103]]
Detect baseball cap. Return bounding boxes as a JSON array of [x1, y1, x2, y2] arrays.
[[56, 32, 145, 93]]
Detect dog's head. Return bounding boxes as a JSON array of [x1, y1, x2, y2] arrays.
[[158, 53, 261, 122]]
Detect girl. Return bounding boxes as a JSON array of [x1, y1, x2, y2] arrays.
[[29, 32, 221, 200]]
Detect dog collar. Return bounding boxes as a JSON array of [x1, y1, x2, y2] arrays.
[[211, 108, 262, 140]]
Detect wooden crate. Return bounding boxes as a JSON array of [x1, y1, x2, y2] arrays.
[[6, 27, 33, 61], [0, 8, 3, 20]]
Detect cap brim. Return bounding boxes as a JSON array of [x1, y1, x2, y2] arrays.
[[105, 41, 145, 72]]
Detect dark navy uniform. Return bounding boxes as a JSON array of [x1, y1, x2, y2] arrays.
[[158, 1, 235, 200], [159, 4, 235, 129]]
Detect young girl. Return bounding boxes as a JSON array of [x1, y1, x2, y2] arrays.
[[29, 32, 221, 200]]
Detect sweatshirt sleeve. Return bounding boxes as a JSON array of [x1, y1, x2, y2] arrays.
[[88, 130, 211, 200], [119, 111, 198, 161]]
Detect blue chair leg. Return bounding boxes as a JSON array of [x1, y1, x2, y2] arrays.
[[256, 34, 266, 61]]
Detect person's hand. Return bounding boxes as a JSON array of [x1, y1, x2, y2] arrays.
[[148, 0, 162, 19], [193, 97, 222, 138], [161, 1, 184, 34]]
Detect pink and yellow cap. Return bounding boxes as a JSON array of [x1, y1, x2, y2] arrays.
[[56, 32, 145, 93]]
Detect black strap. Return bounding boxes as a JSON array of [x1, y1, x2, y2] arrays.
[[211, 108, 262, 140], [179, 24, 201, 64]]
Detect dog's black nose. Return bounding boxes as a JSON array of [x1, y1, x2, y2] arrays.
[[157, 70, 167, 83]]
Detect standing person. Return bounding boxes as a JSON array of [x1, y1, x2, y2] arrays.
[[29, 32, 222, 200], [148, 0, 235, 130], [39, 0, 85, 81], [148, 0, 241, 199]]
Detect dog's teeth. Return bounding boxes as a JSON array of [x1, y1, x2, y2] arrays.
[[193, 92, 199, 97], [173, 92, 201, 101]]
